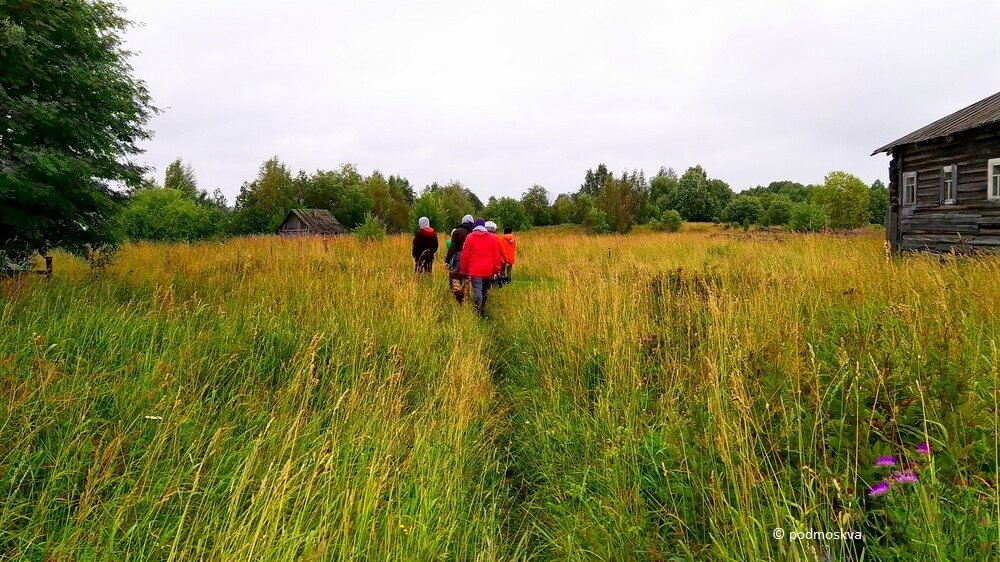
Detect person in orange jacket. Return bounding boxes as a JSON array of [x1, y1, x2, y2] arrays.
[[485, 221, 513, 287], [460, 218, 502, 316], [499, 226, 516, 284]]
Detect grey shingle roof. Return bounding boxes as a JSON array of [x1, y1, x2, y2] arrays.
[[279, 209, 347, 235], [872, 91, 1000, 155]]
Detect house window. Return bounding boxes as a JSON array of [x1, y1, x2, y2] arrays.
[[902, 172, 916, 205], [990, 158, 1000, 200], [942, 165, 956, 203]]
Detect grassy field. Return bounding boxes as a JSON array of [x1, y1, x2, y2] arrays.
[[2, 225, 998, 561]]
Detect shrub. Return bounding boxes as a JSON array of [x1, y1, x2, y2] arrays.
[[355, 212, 386, 242], [762, 195, 793, 226], [583, 207, 611, 235], [651, 210, 683, 233], [119, 188, 228, 242], [484, 197, 531, 231], [789, 203, 829, 232], [721, 195, 763, 225]]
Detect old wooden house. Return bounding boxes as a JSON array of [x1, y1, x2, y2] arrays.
[[276, 209, 347, 236], [874, 91, 1000, 253]]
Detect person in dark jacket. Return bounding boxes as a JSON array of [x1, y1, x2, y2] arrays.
[[445, 214, 474, 271], [412, 216, 438, 274], [445, 214, 475, 303]]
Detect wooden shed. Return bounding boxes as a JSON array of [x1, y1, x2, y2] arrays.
[[873, 91, 1000, 253], [276, 209, 347, 236]]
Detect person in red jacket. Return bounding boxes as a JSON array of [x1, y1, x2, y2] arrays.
[[460, 218, 502, 316]]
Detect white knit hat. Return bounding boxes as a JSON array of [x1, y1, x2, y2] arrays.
[[485, 221, 497, 232]]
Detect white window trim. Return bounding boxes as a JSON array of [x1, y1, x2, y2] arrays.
[[901, 172, 917, 205], [989, 158, 1000, 201], [942, 165, 956, 204]]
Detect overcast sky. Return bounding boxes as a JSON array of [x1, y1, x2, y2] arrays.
[[121, 0, 1000, 203]]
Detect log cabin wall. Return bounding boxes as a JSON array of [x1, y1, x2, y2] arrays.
[[887, 149, 900, 253], [897, 122, 1000, 252], [278, 215, 306, 235]]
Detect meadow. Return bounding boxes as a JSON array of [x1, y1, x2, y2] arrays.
[[1, 225, 998, 561]]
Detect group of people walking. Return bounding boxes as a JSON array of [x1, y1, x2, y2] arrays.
[[411, 214, 516, 316]]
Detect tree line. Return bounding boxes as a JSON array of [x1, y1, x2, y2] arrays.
[[115, 157, 890, 243], [0, 0, 890, 267]]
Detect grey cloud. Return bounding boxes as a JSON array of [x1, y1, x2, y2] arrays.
[[122, 0, 1000, 202]]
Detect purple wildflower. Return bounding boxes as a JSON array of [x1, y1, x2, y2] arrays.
[[868, 481, 891, 497], [893, 470, 919, 484], [915, 442, 930, 456], [875, 455, 897, 468]]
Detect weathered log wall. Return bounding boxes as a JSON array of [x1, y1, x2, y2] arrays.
[[277, 215, 307, 235], [895, 123, 1000, 252]]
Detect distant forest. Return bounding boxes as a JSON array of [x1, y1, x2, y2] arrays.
[[119, 158, 890, 242], [0, 0, 890, 265]]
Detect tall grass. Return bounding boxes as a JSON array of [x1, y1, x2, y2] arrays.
[[1, 228, 997, 560]]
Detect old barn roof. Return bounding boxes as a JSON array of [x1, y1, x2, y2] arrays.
[[872, 91, 1000, 155], [279, 209, 347, 235]]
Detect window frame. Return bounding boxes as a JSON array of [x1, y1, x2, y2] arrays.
[[941, 165, 956, 204], [989, 158, 1000, 201], [901, 172, 917, 205]]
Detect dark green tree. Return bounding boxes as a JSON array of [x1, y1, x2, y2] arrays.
[[230, 157, 296, 234], [521, 184, 552, 226], [302, 165, 370, 229], [365, 170, 409, 233], [409, 192, 446, 233], [551, 194, 576, 224], [708, 179, 734, 215], [790, 203, 829, 232], [427, 181, 484, 212], [388, 174, 415, 205], [762, 195, 794, 226], [425, 182, 476, 228], [1, 0, 156, 263], [674, 166, 723, 222], [650, 167, 680, 212], [813, 171, 870, 229], [597, 169, 647, 233], [580, 163, 613, 197], [208, 188, 228, 210], [119, 187, 226, 242], [722, 195, 764, 225], [742, 181, 816, 205], [163, 158, 198, 200], [869, 179, 889, 225], [485, 197, 531, 231], [583, 206, 610, 235], [574, 193, 598, 224], [660, 209, 683, 232]]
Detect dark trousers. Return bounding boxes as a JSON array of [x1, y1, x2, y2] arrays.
[[415, 256, 433, 274], [471, 276, 491, 316]]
